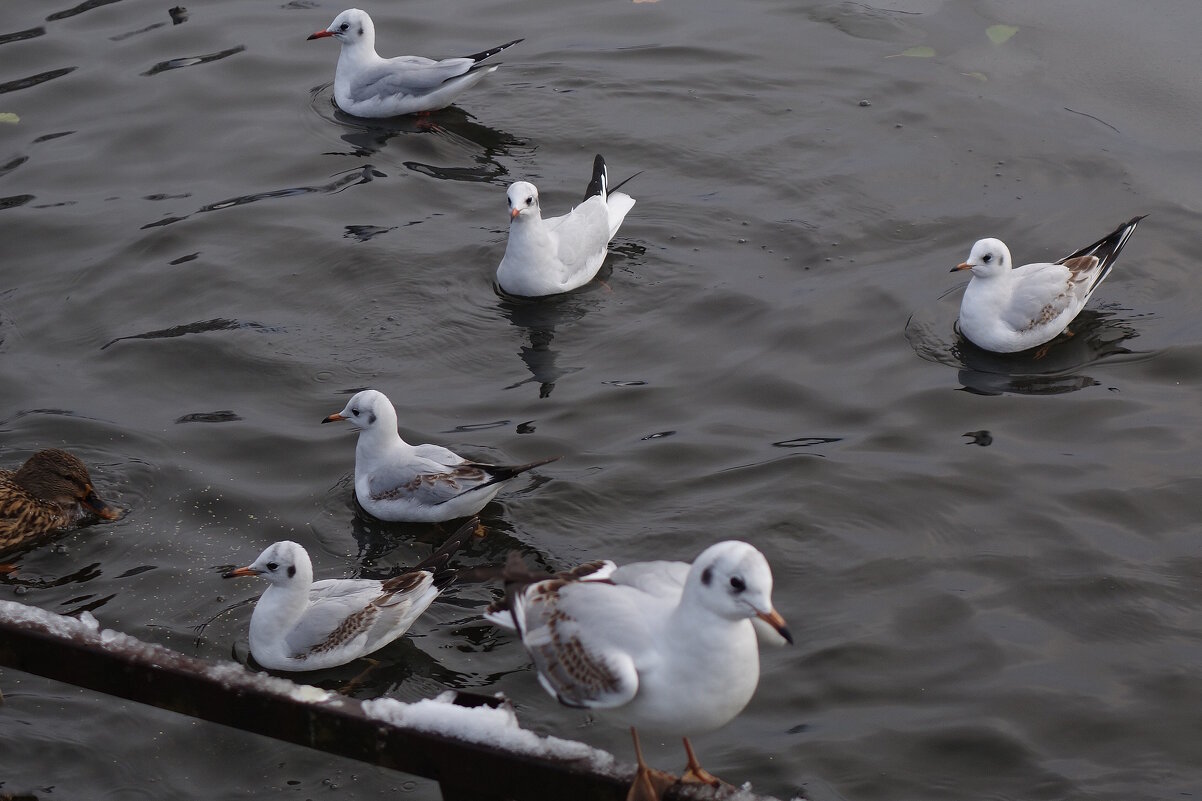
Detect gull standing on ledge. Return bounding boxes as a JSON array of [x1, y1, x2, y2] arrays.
[[226, 518, 475, 671], [951, 215, 1146, 353], [322, 389, 557, 523], [496, 154, 637, 297], [308, 8, 522, 118], [486, 541, 791, 799]]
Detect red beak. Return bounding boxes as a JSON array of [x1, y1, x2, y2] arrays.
[[307, 29, 334, 40]]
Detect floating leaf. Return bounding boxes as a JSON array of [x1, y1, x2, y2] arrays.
[[961, 71, 988, 82], [986, 24, 1018, 45], [0, 112, 18, 124], [888, 45, 936, 58]]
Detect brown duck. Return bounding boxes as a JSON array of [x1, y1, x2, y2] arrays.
[[0, 449, 121, 555]]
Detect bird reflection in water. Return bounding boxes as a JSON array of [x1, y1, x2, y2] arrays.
[[952, 307, 1144, 396], [312, 89, 527, 183], [495, 288, 604, 399]]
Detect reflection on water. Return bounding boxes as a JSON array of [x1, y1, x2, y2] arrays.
[[310, 85, 527, 182], [496, 287, 605, 398], [907, 283, 1147, 395]]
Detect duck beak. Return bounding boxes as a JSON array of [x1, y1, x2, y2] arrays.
[[322, 412, 346, 424], [307, 29, 334, 40], [951, 262, 972, 272], [83, 489, 122, 521], [509, 207, 521, 221], [757, 608, 793, 644], [224, 565, 262, 579]]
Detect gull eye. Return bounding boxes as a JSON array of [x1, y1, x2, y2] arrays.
[[730, 576, 746, 593], [982, 254, 992, 263], [266, 561, 279, 571], [351, 408, 360, 416], [339, 22, 349, 31], [525, 197, 533, 206]]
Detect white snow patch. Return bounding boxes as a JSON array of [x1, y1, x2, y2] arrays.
[[362, 692, 615, 771]]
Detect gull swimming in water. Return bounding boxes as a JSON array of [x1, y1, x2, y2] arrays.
[[496, 154, 637, 297], [486, 540, 791, 798], [322, 389, 557, 523], [951, 215, 1145, 353], [308, 8, 522, 118], [226, 518, 474, 671]]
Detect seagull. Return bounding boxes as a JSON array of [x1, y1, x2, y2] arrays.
[[486, 541, 791, 798], [322, 389, 557, 523], [226, 518, 475, 671], [951, 215, 1146, 353], [307, 8, 522, 118], [496, 154, 637, 297]]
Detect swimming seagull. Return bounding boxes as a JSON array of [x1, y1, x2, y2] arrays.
[[322, 389, 558, 523], [496, 154, 637, 297], [951, 215, 1146, 353], [486, 541, 791, 798], [307, 8, 522, 118], [226, 518, 475, 671]]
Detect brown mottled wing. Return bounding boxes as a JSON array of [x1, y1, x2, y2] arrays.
[[0, 472, 70, 552], [284, 578, 388, 656], [1060, 254, 1100, 278], [512, 578, 641, 709], [366, 462, 491, 506]]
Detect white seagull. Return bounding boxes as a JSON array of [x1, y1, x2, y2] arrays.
[[496, 154, 637, 297], [226, 519, 474, 671], [486, 541, 791, 796], [952, 215, 1145, 353], [322, 389, 557, 523], [308, 8, 522, 118]]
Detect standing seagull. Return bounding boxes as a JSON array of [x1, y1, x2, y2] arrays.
[[486, 541, 791, 799], [951, 215, 1145, 353], [308, 8, 522, 118], [322, 389, 557, 523], [226, 518, 475, 671], [496, 155, 637, 297]]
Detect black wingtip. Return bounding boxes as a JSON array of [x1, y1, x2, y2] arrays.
[[583, 154, 607, 202], [415, 516, 480, 586], [462, 37, 524, 64]]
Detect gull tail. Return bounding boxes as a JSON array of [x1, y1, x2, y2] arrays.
[[449, 456, 560, 501], [1060, 214, 1146, 293]]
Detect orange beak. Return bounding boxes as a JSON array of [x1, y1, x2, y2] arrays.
[[757, 608, 793, 644], [307, 29, 334, 40], [321, 412, 346, 424], [951, 262, 972, 272], [224, 565, 261, 579], [509, 207, 520, 221]]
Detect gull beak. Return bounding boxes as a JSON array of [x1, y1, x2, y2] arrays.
[[509, 207, 520, 221], [756, 608, 793, 645], [307, 29, 334, 40], [951, 262, 972, 272], [322, 412, 346, 424], [224, 565, 262, 579], [82, 489, 122, 521]]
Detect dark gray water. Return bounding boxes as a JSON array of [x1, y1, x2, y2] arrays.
[[3, 0, 1202, 798]]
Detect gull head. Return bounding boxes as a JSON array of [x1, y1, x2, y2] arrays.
[[507, 181, 541, 222], [308, 8, 374, 48], [953, 238, 1011, 278], [687, 541, 792, 643], [227, 541, 313, 588], [322, 388, 398, 434]]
